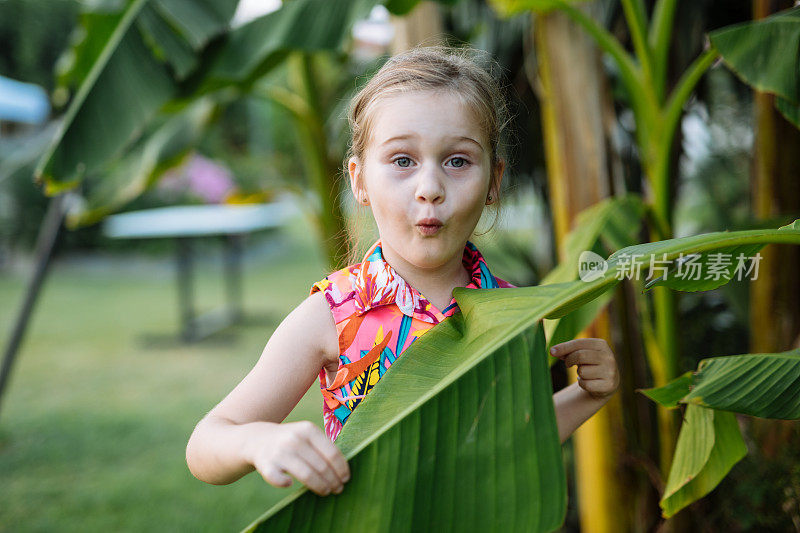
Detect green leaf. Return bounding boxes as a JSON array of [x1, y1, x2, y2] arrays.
[[35, 0, 237, 194], [640, 323, 800, 514], [776, 96, 800, 128], [660, 405, 747, 518], [152, 0, 234, 49], [488, 0, 590, 17], [599, 220, 800, 293], [56, 9, 126, 91], [640, 347, 800, 418], [137, 3, 198, 78], [684, 349, 800, 419], [642, 243, 766, 292], [65, 99, 217, 228], [36, 0, 376, 214], [383, 0, 421, 15], [243, 317, 567, 532], [543, 194, 645, 284], [778, 218, 800, 232], [204, 0, 379, 87], [638, 370, 694, 409], [709, 6, 800, 105], [544, 294, 611, 362], [383, 0, 461, 16], [540, 220, 800, 319], [36, 0, 166, 193]]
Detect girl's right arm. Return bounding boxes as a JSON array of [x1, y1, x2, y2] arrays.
[[185, 291, 350, 496]]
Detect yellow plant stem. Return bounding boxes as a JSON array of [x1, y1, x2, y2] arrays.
[[536, 9, 631, 530], [569, 312, 629, 533]]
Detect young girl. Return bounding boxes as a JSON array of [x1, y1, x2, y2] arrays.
[[186, 46, 620, 498]]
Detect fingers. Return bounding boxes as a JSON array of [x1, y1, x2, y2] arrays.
[[250, 421, 351, 496], [301, 422, 351, 485], [277, 452, 340, 496], [300, 449, 344, 495], [551, 339, 619, 400], [257, 462, 293, 488], [576, 364, 614, 380], [550, 338, 608, 357], [278, 422, 348, 496], [563, 349, 601, 369], [577, 377, 615, 398]]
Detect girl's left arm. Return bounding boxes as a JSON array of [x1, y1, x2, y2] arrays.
[[548, 338, 620, 444]]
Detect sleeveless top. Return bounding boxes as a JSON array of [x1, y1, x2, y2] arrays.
[[309, 238, 516, 442]]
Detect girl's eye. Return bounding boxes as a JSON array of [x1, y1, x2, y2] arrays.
[[394, 156, 413, 168], [448, 157, 469, 168]]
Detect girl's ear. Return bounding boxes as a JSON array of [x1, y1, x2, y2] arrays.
[[348, 156, 369, 205]]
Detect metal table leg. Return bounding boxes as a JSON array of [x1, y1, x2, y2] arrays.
[[176, 237, 197, 342], [172, 234, 248, 343], [223, 233, 244, 323]]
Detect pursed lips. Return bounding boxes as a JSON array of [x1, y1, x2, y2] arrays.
[[416, 217, 443, 227]]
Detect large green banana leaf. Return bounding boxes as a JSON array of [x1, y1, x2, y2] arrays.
[[201, 0, 379, 89], [35, 0, 238, 194], [641, 242, 766, 293], [776, 96, 800, 127], [243, 220, 800, 531], [244, 318, 565, 533], [34, 0, 380, 202], [709, 6, 800, 128], [383, 0, 460, 17], [56, 8, 126, 91], [639, 347, 800, 517]]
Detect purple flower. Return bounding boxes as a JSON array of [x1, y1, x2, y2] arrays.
[[157, 153, 235, 203]]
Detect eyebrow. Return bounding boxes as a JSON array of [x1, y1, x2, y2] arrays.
[[380, 134, 484, 151]]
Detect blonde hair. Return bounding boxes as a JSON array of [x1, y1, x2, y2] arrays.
[[338, 45, 513, 266]]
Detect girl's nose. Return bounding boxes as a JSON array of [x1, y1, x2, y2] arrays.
[[414, 164, 445, 204]]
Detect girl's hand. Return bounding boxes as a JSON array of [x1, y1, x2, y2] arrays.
[[245, 420, 351, 496], [550, 338, 620, 400]]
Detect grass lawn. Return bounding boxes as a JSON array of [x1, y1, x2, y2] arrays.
[[0, 223, 339, 532], [0, 218, 532, 532]]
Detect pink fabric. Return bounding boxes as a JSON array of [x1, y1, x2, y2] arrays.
[[310, 238, 516, 442]]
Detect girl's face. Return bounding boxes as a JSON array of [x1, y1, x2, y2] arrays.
[[348, 90, 503, 271]]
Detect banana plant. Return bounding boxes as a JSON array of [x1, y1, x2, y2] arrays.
[[241, 219, 800, 532], [487, 0, 800, 485]]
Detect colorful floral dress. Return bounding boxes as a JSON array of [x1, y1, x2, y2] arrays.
[[309, 238, 516, 442]]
